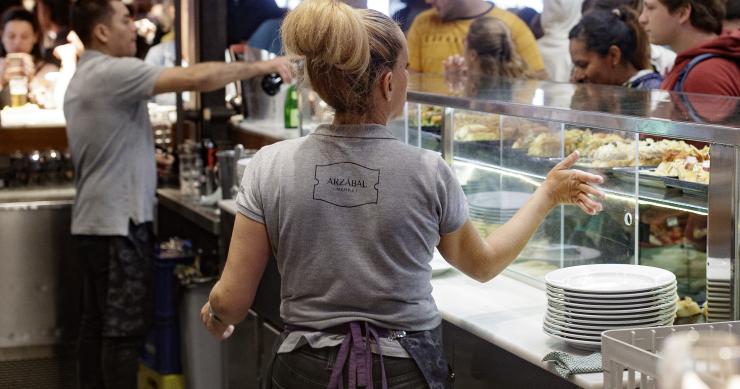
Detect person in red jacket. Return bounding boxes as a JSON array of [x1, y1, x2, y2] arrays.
[[639, 0, 740, 96]]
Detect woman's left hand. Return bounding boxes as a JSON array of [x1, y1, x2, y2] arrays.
[[542, 151, 606, 215], [200, 302, 235, 340]]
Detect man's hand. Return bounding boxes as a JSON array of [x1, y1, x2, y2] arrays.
[[200, 302, 235, 340], [256, 57, 294, 84]]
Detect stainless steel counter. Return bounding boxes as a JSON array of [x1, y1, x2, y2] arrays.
[[0, 186, 75, 203], [156, 188, 221, 235]]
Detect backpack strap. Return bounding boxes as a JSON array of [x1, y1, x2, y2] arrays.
[[674, 53, 718, 92], [628, 71, 663, 89]]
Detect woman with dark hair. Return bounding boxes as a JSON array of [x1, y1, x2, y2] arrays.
[[569, 6, 662, 89], [582, 0, 677, 75], [0, 6, 58, 106]]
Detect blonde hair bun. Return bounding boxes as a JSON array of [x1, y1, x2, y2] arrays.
[[281, 0, 370, 75], [280, 0, 404, 115]]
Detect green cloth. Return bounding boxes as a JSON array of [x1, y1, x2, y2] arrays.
[[542, 351, 603, 378]]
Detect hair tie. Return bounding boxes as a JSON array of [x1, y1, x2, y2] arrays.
[[612, 8, 622, 18]]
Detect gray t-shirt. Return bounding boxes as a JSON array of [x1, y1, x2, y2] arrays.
[[236, 124, 468, 331], [64, 50, 162, 236]]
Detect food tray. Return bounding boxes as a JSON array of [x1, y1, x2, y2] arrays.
[[573, 159, 618, 176], [611, 167, 666, 189], [455, 140, 514, 166], [601, 321, 740, 389], [662, 176, 708, 199], [526, 155, 562, 166], [420, 125, 441, 136]]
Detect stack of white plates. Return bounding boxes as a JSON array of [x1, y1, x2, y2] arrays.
[[543, 264, 678, 349], [467, 191, 530, 225]]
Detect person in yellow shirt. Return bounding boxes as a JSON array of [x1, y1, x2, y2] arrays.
[[408, 0, 547, 78]]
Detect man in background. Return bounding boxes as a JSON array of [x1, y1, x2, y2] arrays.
[[639, 0, 739, 95], [65, 1, 291, 387], [407, 0, 547, 78]]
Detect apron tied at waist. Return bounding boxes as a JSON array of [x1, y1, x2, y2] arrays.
[[284, 321, 452, 389], [328, 321, 387, 389]]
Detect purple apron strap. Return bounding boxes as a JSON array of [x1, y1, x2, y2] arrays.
[[365, 322, 388, 389], [349, 322, 367, 388], [327, 334, 352, 389], [326, 322, 389, 389]]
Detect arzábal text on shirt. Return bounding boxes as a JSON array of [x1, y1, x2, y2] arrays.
[[327, 176, 367, 192], [313, 162, 380, 208]]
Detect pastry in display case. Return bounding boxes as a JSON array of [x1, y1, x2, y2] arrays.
[[397, 73, 740, 321]]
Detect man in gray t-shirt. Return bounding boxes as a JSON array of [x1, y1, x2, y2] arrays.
[[65, 1, 291, 387]]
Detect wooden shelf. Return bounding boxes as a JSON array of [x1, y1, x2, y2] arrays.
[[0, 126, 67, 154]]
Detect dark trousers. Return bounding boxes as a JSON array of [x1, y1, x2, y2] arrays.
[[271, 345, 428, 389], [75, 222, 155, 389]]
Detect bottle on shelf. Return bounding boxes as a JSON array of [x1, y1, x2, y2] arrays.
[[284, 84, 299, 129]]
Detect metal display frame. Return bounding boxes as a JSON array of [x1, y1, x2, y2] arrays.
[[404, 73, 740, 321]]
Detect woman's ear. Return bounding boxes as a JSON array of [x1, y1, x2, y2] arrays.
[[382, 70, 393, 102], [608, 45, 622, 67]]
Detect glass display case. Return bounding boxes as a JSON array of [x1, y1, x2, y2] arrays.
[[301, 73, 740, 322]]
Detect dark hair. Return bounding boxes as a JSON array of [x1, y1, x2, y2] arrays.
[[658, 0, 725, 34], [582, 0, 642, 14], [569, 6, 650, 71], [0, 6, 42, 58], [37, 0, 70, 28], [727, 0, 740, 20], [70, 0, 114, 46]]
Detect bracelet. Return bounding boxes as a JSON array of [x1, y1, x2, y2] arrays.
[[208, 303, 225, 324]]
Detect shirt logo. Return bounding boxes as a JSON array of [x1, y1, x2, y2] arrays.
[[313, 162, 380, 207]]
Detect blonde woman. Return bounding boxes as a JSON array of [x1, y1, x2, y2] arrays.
[[201, 1, 605, 388]]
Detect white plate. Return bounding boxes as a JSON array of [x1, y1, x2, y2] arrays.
[[545, 314, 673, 332], [547, 297, 678, 314], [547, 305, 676, 320], [430, 250, 453, 276], [542, 327, 601, 350], [546, 289, 676, 307], [546, 308, 676, 325], [546, 285, 677, 301], [545, 264, 676, 293], [546, 281, 676, 299], [543, 322, 601, 341], [546, 291, 678, 307]]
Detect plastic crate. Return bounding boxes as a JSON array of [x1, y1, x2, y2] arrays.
[[141, 317, 182, 374], [154, 255, 192, 318], [138, 363, 184, 389], [601, 321, 740, 389]]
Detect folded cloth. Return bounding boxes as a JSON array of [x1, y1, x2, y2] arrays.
[[542, 351, 603, 378]]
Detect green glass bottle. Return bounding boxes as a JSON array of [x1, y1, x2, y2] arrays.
[[284, 84, 299, 129]]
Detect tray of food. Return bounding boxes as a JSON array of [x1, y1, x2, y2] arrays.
[[611, 166, 666, 189], [661, 176, 708, 198], [572, 158, 621, 176]]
